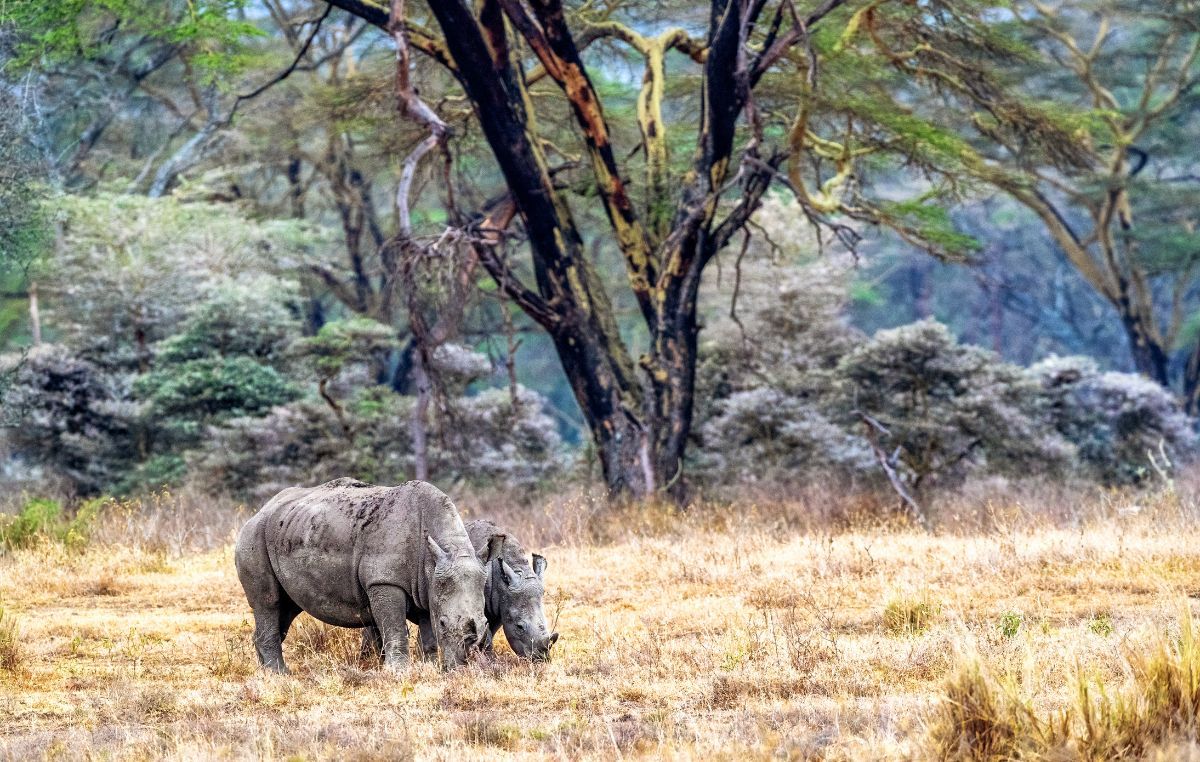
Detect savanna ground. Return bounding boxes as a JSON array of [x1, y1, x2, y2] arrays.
[[2, 482, 1200, 760]]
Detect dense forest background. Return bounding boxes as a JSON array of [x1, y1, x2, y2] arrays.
[[0, 0, 1197, 515]]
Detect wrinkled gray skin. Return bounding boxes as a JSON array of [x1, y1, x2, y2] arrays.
[[466, 519, 558, 661], [234, 478, 503, 673]]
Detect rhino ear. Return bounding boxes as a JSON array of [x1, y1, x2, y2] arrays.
[[532, 553, 547, 580], [479, 533, 505, 565], [426, 535, 449, 563], [499, 559, 520, 588]]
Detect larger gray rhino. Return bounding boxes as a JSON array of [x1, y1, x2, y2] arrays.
[[234, 478, 503, 673]]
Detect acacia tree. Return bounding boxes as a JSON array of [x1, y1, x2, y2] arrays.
[[828, 1, 1200, 409], [979, 2, 1200, 408], [314, 0, 1088, 498]]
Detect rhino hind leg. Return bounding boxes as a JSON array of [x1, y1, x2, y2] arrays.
[[364, 584, 409, 671], [236, 524, 299, 675], [360, 626, 383, 663], [251, 592, 300, 674]]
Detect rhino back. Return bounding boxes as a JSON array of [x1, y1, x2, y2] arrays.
[[263, 479, 470, 625], [466, 519, 531, 573]]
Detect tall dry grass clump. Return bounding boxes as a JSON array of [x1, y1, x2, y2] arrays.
[[1069, 614, 1200, 758], [0, 601, 22, 675], [924, 613, 1200, 760]]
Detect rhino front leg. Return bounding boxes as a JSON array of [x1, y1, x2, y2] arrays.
[[481, 622, 499, 654], [360, 625, 383, 663], [417, 615, 439, 662], [365, 585, 409, 671]]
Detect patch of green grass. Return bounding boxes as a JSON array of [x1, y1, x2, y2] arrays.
[[1089, 612, 1114, 637], [999, 611, 1023, 639]]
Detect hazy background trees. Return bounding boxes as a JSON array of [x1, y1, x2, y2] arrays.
[[0, 0, 1195, 511]]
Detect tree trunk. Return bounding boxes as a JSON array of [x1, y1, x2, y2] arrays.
[[28, 281, 41, 346], [410, 347, 431, 481], [1183, 340, 1200, 416], [549, 320, 653, 497], [1117, 305, 1170, 386]]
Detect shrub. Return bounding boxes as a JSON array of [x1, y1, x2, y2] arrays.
[[998, 612, 1022, 639], [0, 496, 101, 550], [694, 255, 867, 487], [0, 602, 21, 674], [832, 320, 1074, 491], [135, 356, 301, 435], [696, 388, 873, 483], [155, 278, 301, 364], [923, 660, 1041, 760], [1031, 355, 1196, 485], [1, 344, 141, 494], [191, 383, 565, 503], [883, 594, 940, 636]]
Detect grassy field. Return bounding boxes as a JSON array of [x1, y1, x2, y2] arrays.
[[2, 489, 1200, 759]]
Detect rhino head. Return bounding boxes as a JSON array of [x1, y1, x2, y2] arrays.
[[427, 533, 504, 670], [498, 553, 559, 662]]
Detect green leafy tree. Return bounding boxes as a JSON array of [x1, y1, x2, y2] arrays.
[[819, 1, 1200, 409]]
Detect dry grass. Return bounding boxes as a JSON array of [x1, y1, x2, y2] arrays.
[[2, 486, 1200, 759]]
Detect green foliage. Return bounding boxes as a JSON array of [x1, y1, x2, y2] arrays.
[[42, 194, 317, 368], [0, 90, 47, 275], [292, 318, 400, 380], [1, 0, 263, 79], [999, 612, 1023, 640], [156, 280, 300, 363], [1089, 612, 1115, 637], [111, 454, 188, 496], [135, 356, 299, 435], [878, 199, 981, 259], [0, 497, 100, 551]]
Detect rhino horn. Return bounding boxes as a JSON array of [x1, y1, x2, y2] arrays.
[[499, 559, 520, 587], [426, 535, 449, 563]]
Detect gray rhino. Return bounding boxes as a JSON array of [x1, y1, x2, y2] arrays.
[[234, 478, 503, 673], [466, 519, 559, 661]]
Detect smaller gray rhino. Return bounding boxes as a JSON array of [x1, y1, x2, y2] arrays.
[[466, 519, 559, 661]]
